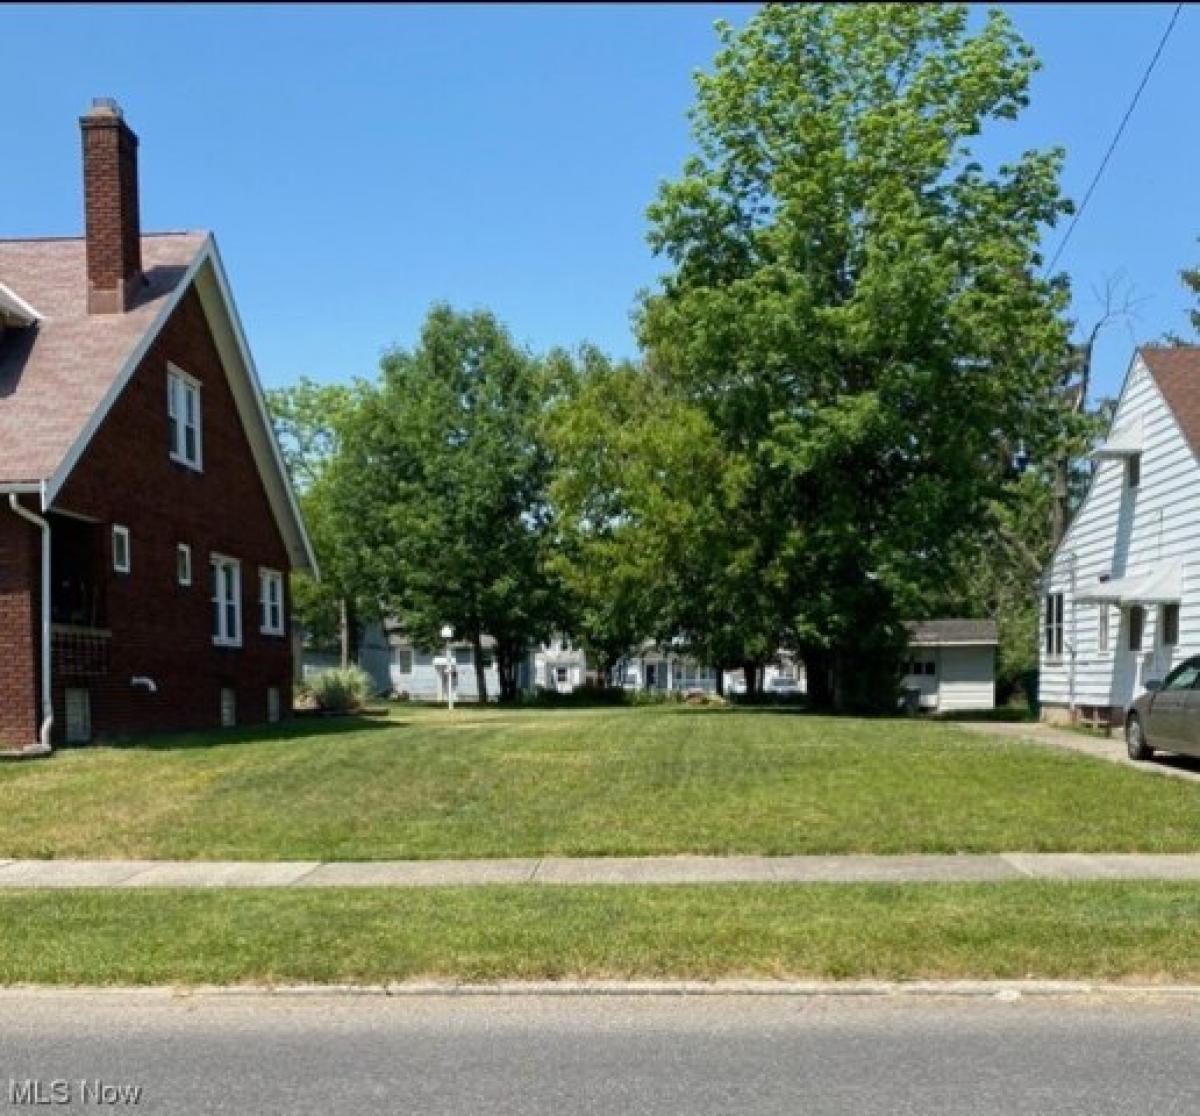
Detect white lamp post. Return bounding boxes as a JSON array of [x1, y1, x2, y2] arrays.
[[440, 624, 455, 711]]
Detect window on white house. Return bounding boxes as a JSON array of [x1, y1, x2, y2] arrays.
[[455, 646, 474, 666], [176, 543, 192, 587], [112, 525, 130, 574], [259, 569, 284, 635], [1126, 454, 1140, 489], [1045, 593, 1064, 658], [1098, 605, 1110, 652], [392, 645, 414, 673], [211, 555, 242, 647], [1128, 606, 1145, 652], [1161, 603, 1180, 647], [167, 366, 203, 470]]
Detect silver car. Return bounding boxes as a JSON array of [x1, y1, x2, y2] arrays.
[[1126, 655, 1200, 760]]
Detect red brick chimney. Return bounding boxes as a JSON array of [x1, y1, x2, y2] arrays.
[[80, 98, 143, 314]]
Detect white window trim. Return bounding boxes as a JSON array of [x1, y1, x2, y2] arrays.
[[177, 543, 193, 587], [167, 363, 204, 472], [1097, 604, 1110, 654], [112, 525, 131, 574], [211, 553, 242, 648], [259, 568, 285, 636]]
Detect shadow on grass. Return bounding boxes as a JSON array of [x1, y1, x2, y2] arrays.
[[107, 714, 401, 753]]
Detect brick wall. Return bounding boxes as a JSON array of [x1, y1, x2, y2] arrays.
[[53, 285, 293, 740], [0, 511, 39, 750], [80, 105, 142, 314]]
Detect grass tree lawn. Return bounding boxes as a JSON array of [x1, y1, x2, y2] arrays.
[[4, 883, 1200, 984], [0, 705, 1198, 860]]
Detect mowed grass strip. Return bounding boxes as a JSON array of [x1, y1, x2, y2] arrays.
[[3, 883, 1200, 984], [0, 706, 1198, 860]]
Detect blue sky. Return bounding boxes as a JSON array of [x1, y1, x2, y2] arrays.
[[1, 3, 1196, 403]]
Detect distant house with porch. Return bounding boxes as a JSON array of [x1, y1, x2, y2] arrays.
[[1039, 346, 1200, 727]]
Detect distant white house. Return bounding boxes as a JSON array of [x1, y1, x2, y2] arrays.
[[612, 643, 801, 695], [901, 620, 997, 712], [1039, 346, 1200, 728], [535, 638, 588, 693]]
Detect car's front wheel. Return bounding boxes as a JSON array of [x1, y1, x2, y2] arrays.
[[1126, 713, 1154, 761]]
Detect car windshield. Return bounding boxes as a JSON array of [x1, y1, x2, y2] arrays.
[[1161, 658, 1200, 693]]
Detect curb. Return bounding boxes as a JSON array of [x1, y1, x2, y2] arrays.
[[4, 980, 1200, 1000]]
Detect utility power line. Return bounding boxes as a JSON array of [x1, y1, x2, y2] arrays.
[[1045, 2, 1184, 275]]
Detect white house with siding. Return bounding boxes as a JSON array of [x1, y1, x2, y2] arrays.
[[1039, 346, 1200, 728]]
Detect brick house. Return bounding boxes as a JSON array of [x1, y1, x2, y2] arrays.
[[0, 100, 315, 755]]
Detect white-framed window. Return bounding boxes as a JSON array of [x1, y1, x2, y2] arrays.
[[1161, 603, 1180, 647], [112, 525, 131, 574], [392, 645, 414, 673], [176, 543, 192, 587], [1128, 605, 1145, 652], [1127, 454, 1140, 489], [1097, 605, 1110, 652], [1044, 592, 1064, 658], [211, 555, 242, 647], [167, 364, 203, 471], [259, 569, 285, 635]]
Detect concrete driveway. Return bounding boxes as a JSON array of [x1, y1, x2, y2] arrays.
[[951, 720, 1200, 784]]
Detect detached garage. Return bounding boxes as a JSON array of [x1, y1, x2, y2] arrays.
[[901, 619, 998, 713]]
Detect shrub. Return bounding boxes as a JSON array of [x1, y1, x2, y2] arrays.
[[309, 666, 373, 713]]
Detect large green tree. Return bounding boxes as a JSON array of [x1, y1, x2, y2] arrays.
[[268, 379, 370, 666], [545, 347, 744, 684], [637, 3, 1076, 708], [336, 305, 560, 700]]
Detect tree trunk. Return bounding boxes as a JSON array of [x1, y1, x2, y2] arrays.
[[739, 661, 761, 700], [1051, 456, 1070, 549], [471, 631, 487, 703], [803, 648, 834, 711], [338, 598, 359, 669], [715, 666, 725, 698]]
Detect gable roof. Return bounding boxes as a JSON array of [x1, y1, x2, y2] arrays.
[[905, 619, 998, 646], [0, 233, 206, 485], [0, 232, 316, 573], [1140, 345, 1200, 457]]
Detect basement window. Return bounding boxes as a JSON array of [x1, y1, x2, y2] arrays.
[[167, 365, 203, 471]]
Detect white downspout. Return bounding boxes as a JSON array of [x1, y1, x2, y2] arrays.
[[8, 492, 53, 754]]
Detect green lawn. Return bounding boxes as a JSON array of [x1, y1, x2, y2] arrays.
[[3, 882, 1200, 984], [0, 705, 1197, 860]]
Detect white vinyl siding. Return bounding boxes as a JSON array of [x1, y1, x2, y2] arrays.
[[211, 555, 242, 647], [388, 643, 501, 701], [167, 365, 203, 470], [1040, 354, 1200, 710]]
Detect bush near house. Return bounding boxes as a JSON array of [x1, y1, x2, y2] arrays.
[[308, 666, 373, 713]]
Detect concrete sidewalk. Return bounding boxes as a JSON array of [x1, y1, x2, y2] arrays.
[[951, 720, 1200, 783], [3, 853, 1200, 889]]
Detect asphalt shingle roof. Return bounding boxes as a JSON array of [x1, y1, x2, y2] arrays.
[[1141, 345, 1200, 458], [0, 232, 206, 485], [905, 619, 998, 646]]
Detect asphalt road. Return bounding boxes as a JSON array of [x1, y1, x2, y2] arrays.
[[1, 992, 1198, 1115]]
